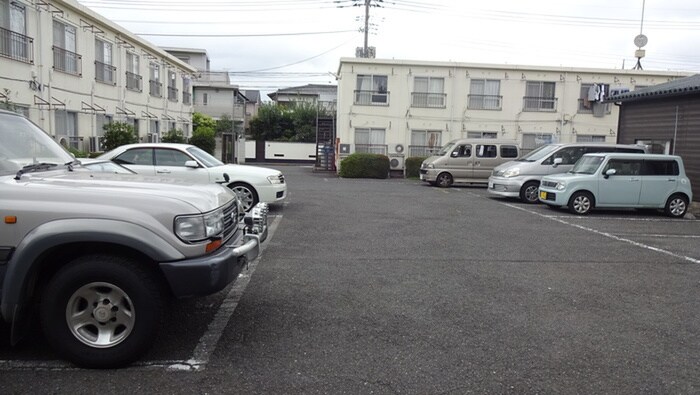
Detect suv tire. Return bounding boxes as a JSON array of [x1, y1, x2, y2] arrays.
[[40, 254, 164, 368]]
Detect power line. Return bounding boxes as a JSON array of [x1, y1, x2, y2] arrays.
[[133, 30, 357, 37]]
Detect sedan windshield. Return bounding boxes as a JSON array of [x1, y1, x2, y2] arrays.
[[570, 156, 605, 174], [186, 146, 224, 168], [0, 113, 74, 176]]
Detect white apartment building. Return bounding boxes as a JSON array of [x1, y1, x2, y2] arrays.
[[0, 0, 196, 152], [336, 57, 690, 169]]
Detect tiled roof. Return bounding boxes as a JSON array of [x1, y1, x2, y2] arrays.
[[609, 74, 700, 102]]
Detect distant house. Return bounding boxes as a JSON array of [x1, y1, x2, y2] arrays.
[[609, 74, 700, 203], [267, 84, 337, 111]]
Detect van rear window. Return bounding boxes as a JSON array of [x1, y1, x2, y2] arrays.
[[500, 145, 518, 158]]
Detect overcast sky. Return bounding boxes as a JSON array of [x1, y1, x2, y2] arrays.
[[77, 0, 700, 98]]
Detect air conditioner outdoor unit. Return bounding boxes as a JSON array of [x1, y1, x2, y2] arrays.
[[389, 155, 404, 170]]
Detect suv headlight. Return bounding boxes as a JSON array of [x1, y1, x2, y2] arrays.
[[556, 182, 566, 191], [502, 168, 520, 178], [175, 209, 224, 242]]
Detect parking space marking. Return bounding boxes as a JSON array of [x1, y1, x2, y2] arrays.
[[0, 215, 284, 372], [502, 202, 700, 264]]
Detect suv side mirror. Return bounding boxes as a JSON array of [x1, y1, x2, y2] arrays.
[[552, 157, 563, 168]]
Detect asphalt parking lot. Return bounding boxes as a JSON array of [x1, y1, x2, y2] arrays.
[[1, 165, 699, 394]]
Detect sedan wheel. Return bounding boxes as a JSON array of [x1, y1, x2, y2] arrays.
[[568, 192, 593, 215], [230, 182, 259, 212]]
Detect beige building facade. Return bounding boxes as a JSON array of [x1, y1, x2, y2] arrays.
[[336, 57, 690, 169], [0, 0, 196, 152]]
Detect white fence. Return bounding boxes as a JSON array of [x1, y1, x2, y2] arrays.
[[245, 141, 316, 162]]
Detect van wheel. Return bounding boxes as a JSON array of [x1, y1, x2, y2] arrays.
[[664, 194, 688, 218], [519, 181, 540, 203], [435, 172, 453, 188], [568, 191, 594, 215]]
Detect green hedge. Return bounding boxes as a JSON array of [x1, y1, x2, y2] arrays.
[[405, 156, 427, 178], [339, 153, 389, 179]]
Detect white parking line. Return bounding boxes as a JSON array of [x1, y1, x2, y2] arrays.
[[503, 202, 700, 264], [0, 215, 284, 372]]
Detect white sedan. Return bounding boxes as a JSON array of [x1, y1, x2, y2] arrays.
[[98, 143, 286, 211]]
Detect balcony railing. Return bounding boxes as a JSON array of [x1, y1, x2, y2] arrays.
[[149, 80, 162, 97], [408, 145, 441, 157], [468, 94, 503, 110], [354, 90, 390, 106], [0, 27, 33, 64], [411, 92, 446, 108], [95, 61, 116, 85], [523, 96, 557, 112], [183, 91, 192, 105], [126, 71, 142, 92], [52, 46, 82, 76], [167, 86, 178, 102], [354, 144, 387, 155]]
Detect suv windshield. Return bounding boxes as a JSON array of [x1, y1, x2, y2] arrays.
[[0, 112, 74, 176], [570, 155, 605, 174], [516, 144, 560, 162]]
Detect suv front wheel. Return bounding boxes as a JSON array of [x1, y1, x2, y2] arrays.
[[40, 254, 164, 368]]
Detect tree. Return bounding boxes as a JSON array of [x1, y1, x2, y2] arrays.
[[249, 103, 285, 141], [102, 122, 138, 151], [192, 112, 215, 132], [249, 102, 327, 142], [189, 127, 216, 154], [161, 129, 186, 143]]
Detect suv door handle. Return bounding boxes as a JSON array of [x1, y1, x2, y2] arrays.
[[157, 170, 171, 174]]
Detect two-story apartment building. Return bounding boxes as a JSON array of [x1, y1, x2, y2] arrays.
[[336, 57, 690, 169], [0, 0, 196, 152], [268, 84, 337, 112]]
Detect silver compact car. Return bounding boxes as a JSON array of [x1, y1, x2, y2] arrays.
[[538, 153, 692, 217]]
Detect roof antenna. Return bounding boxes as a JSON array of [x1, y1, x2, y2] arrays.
[[632, 0, 648, 70]]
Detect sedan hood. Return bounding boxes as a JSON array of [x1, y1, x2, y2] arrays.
[[218, 163, 281, 177]]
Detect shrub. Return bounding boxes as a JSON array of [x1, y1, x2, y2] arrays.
[[339, 153, 389, 179], [405, 156, 427, 178], [189, 126, 216, 154], [102, 122, 138, 151], [162, 129, 186, 143], [67, 147, 89, 158]]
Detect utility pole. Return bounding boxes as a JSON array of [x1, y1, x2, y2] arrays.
[[363, 0, 370, 56], [338, 0, 381, 58]]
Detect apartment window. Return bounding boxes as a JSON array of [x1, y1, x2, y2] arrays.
[[167, 70, 178, 102], [203, 92, 208, 105], [95, 39, 115, 85], [523, 81, 556, 111], [412, 77, 445, 108], [468, 80, 502, 110], [126, 51, 142, 92], [466, 131, 497, 139], [355, 75, 389, 105], [182, 77, 191, 104], [522, 133, 553, 153], [578, 84, 611, 115], [55, 110, 79, 149], [0, 0, 32, 63], [354, 128, 386, 154], [410, 130, 441, 157], [576, 134, 606, 143], [149, 62, 161, 97], [96, 114, 112, 137], [149, 119, 160, 142], [52, 20, 80, 75]]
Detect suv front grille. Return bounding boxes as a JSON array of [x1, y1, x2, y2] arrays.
[[222, 200, 239, 241], [541, 180, 558, 188]]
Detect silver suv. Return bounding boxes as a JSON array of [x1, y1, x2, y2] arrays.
[[0, 110, 268, 368]]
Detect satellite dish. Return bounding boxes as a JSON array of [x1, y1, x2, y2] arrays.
[[634, 34, 648, 48]]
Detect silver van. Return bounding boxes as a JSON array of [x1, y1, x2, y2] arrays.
[[420, 139, 519, 187], [538, 153, 692, 217], [488, 143, 647, 203]]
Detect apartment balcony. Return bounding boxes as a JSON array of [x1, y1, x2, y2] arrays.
[[468, 94, 503, 110], [126, 71, 142, 92], [168, 86, 178, 102], [522, 96, 558, 112], [354, 90, 390, 106], [354, 144, 387, 155], [52, 46, 82, 76], [0, 27, 33, 64], [408, 145, 441, 157], [95, 61, 116, 85], [411, 92, 446, 108], [149, 80, 162, 97]]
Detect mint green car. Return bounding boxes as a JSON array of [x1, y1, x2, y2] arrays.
[[538, 153, 693, 217]]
